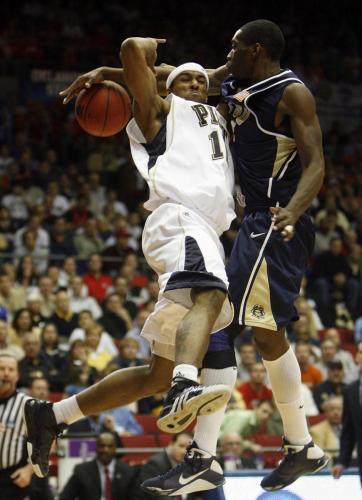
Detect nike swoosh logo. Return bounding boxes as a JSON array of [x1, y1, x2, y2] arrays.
[[250, 232, 265, 239], [179, 469, 205, 485]]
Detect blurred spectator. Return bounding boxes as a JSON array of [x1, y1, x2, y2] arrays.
[[0, 318, 24, 360], [112, 275, 139, 319], [100, 406, 143, 437], [295, 341, 323, 389], [85, 323, 113, 372], [68, 275, 102, 319], [314, 210, 343, 255], [59, 432, 135, 500], [74, 219, 104, 258], [315, 339, 339, 378], [18, 331, 52, 389], [102, 229, 133, 274], [62, 340, 97, 395], [111, 337, 145, 369], [58, 256, 78, 287], [49, 290, 79, 339], [83, 253, 113, 302], [49, 217, 77, 260], [28, 376, 50, 401], [16, 255, 38, 290], [132, 432, 192, 500], [0, 271, 26, 318], [313, 360, 346, 412], [44, 181, 70, 217], [40, 323, 67, 378], [65, 194, 93, 229], [323, 328, 359, 382], [14, 214, 50, 265], [237, 342, 257, 382], [310, 396, 342, 462], [237, 362, 273, 409], [27, 292, 47, 328], [99, 293, 132, 342], [0, 206, 15, 254], [14, 228, 49, 275], [126, 309, 151, 360], [36, 275, 56, 318], [2, 184, 29, 226], [220, 400, 278, 453], [9, 307, 39, 347], [218, 432, 257, 470]]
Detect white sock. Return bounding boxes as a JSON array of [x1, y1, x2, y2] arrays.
[[193, 367, 237, 455], [172, 364, 198, 384], [263, 348, 311, 446], [53, 395, 84, 425]]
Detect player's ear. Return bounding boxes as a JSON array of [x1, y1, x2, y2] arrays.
[[252, 43, 262, 57]]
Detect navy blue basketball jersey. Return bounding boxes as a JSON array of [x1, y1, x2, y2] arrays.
[[221, 70, 304, 212]]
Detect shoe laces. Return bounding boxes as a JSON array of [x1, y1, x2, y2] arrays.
[[163, 377, 199, 405]]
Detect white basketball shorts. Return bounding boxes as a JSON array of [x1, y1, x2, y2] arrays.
[[140, 202, 233, 361]]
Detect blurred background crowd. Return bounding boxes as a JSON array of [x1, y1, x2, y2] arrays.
[[0, 1, 361, 497]]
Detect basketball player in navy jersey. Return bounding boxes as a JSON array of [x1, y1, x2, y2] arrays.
[[23, 38, 238, 496]]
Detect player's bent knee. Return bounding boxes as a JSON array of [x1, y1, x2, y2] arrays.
[[147, 356, 173, 392]]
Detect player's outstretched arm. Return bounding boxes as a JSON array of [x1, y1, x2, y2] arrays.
[[120, 37, 169, 141]]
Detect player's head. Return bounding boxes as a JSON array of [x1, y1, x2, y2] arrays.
[[166, 63, 209, 103], [227, 19, 285, 80]]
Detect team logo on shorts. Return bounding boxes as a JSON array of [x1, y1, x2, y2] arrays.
[[251, 304, 265, 319]]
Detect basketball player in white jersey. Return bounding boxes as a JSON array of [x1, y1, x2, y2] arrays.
[[24, 38, 237, 496]]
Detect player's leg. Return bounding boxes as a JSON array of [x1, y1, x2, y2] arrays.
[[254, 327, 329, 491], [157, 288, 232, 433], [142, 329, 237, 496], [23, 355, 173, 478]]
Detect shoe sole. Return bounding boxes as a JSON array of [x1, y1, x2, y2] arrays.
[[262, 456, 330, 492], [23, 402, 47, 478], [157, 385, 231, 433], [144, 477, 226, 496]]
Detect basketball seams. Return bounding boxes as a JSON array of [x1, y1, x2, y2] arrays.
[[100, 86, 111, 137]]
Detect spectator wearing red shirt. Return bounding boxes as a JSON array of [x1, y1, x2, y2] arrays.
[[237, 362, 273, 409], [83, 253, 112, 303]]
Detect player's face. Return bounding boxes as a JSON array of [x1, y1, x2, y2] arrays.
[[227, 29, 254, 80], [171, 71, 208, 103]]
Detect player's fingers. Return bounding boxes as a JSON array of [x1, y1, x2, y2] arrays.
[[269, 206, 280, 215], [155, 38, 167, 43]]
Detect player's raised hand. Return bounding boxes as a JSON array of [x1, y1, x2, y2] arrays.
[[270, 206, 297, 242], [59, 67, 106, 104]]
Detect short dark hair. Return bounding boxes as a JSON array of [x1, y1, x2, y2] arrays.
[[239, 19, 285, 61], [171, 431, 193, 443], [327, 360, 343, 370]]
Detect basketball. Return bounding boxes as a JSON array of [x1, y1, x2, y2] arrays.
[[75, 81, 132, 137]]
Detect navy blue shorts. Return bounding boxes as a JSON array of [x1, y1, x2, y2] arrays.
[[227, 211, 315, 331]]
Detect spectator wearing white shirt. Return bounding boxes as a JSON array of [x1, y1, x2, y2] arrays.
[[69, 275, 102, 319], [2, 184, 29, 226]]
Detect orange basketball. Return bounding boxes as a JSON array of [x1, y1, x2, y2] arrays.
[[75, 81, 131, 137]]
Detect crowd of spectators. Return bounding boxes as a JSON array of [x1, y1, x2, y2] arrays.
[[0, 2, 361, 495]]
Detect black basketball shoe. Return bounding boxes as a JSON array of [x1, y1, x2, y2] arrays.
[[141, 441, 225, 496], [23, 399, 67, 478], [260, 438, 329, 491], [157, 376, 231, 433]]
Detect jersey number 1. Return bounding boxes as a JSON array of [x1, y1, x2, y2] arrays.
[[208, 130, 224, 160]]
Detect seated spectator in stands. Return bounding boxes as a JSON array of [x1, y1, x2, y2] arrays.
[[102, 229, 133, 274], [47, 264, 63, 290], [315, 194, 350, 233], [99, 293, 132, 342], [2, 183, 29, 227], [16, 255, 38, 291], [237, 342, 257, 382], [14, 213, 50, 265], [27, 292, 47, 328], [0, 271, 26, 319], [0, 206, 15, 254], [74, 218, 104, 259], [295, 341, 323, 389], [36, 275, 55, 317], [85, 323, 113, 372], [59, 432, 135, 500], [28, 376, 50, 401], [294, 296, 319, 341], [14, 228, 49, 275], [310, 396, 343, 462], [50, 289, 79, 339], [323, 327, 359, 382], [132, 432, 192, 500], [9, 307, 40, 347], [45, 181, 71, 218], [111, 337, 145, 369], [49, 216, 77, 261], [0, 318, 24, 360], [69, 310, 118, 358], [58, 256, 77, 287], [220, 400, 278, 453], [65, 193, 93, 229], [69, 275, 102, 319], [313, 360, 346, 412], [83, 253, 113, 302], [62, 340, 97, 396], [100, 405, 143, 437], [126, 309, 151, 360], [316, 339, 339, 378], [237, 362, 272, 409], [288, 314, 321, 361], [18, 331, 52, 389], [137, 278, 159, 307], [40, 322, 67, 376], [314, 210, 343, 255], [218, 432, 257, 470], [111, 275, 139, 320]]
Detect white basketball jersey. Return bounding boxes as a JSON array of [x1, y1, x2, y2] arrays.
[[126, 94, 235, 235]]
